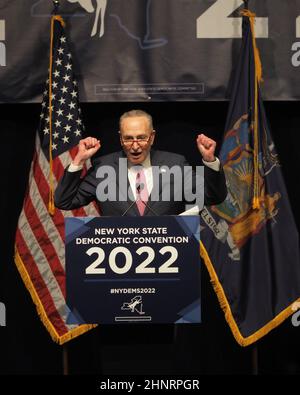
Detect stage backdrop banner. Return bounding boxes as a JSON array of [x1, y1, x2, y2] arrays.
[[1, 0, 300, 102]]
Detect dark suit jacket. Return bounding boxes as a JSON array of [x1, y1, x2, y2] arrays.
[[54, 150, 227, 216]]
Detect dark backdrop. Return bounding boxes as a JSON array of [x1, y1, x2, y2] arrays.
[[0, 101, 299, 375]]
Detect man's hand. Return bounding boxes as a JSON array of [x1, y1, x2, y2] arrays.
[[73, 137, 101, 166], [196, 134, 216, 162]]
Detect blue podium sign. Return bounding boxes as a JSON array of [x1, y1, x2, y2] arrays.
[[65, 216, 201, 324]]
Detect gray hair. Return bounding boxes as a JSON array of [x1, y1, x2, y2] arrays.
[[119, 109, 153, 132]]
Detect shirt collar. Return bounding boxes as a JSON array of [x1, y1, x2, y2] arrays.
[[128, 154, 151, 170]]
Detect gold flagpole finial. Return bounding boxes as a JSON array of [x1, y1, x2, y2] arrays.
[[52, 0, 60, 14]]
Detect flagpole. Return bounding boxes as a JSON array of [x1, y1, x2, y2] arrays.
[[63, 344, 69, 375], [251, 345, 258, 375], [52, 0, 60, 14], [245, 1, 258, 369], [51, 0, 70, 375], [243, 0, 259, 373]]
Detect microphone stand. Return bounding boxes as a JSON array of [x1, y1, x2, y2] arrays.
[[122, 184, 159, 216], [121, 199, 138, 216], [139, 198, 159, 216]]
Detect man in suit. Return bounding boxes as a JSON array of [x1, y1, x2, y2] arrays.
[[55, 109, 227, 213], [55, 109, 227, 374]]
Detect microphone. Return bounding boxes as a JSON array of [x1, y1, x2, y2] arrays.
[[136, 183, 142, 194]]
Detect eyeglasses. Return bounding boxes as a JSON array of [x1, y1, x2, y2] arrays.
[[120, 134, 153, 147]]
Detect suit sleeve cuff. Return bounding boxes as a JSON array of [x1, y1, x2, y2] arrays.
[[68, 163, 84, 172], [202, 157, 220, 171]]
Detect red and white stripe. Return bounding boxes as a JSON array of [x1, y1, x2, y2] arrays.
[[15, 135, 99, 341]]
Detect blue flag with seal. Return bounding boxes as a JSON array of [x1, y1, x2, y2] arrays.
[[200, 8, 300, 346]]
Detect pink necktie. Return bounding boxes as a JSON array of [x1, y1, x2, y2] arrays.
[[136, 169, 148, 216]]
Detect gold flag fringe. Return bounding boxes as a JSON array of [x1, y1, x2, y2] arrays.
[[14, 248, 97, 345], [200, 241, 300, 346]]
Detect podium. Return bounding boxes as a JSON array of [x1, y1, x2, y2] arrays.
[[65, 216, 201, 324]]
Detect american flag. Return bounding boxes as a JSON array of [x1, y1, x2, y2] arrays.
[[14, 15, 99, 344]]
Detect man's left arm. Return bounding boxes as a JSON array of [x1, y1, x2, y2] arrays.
[[197, 134, 227, 206]]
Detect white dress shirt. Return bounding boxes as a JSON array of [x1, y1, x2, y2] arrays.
[[127, 155, 153, 199]]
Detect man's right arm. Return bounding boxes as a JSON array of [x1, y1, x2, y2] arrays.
[[54, 166, 97, 210], [54, 137, 101, 210]]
